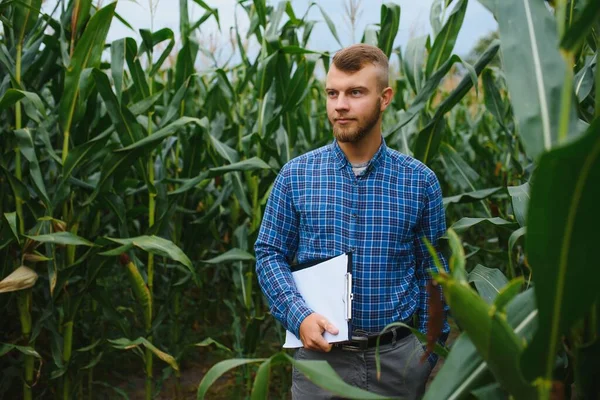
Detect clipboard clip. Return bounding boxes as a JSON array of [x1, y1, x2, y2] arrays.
[[345, 272, 352, 321]]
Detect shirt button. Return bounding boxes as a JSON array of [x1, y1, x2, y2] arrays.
[[352, 213, 358, 218]]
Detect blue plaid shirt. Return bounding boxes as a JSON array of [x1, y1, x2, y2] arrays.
[[255, 138, 450, 344]]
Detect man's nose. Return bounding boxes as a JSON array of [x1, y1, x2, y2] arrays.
[[334, 94, 350, 111]]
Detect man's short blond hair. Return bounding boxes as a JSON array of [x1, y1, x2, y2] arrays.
[[331, 44, 389, 90]]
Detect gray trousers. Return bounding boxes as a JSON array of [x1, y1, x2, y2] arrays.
[[291, 333, 432, 400]]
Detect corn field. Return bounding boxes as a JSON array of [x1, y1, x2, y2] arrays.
[[0, 0, 599, 399]]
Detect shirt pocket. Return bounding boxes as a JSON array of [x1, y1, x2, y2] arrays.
[[299, 201, 336, 247]]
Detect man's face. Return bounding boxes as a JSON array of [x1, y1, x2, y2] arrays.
[[325, 64, 386, 143]]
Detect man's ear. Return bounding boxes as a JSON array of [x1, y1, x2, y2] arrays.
[[380, 86, 394, 111]]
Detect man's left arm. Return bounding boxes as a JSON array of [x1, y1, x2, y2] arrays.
[[413, 170, 451, 368]]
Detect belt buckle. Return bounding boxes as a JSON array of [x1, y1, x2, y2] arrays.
[[341, 335, 368, 351]]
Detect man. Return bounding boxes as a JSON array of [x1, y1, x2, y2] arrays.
[[255, 44, 449, 399]]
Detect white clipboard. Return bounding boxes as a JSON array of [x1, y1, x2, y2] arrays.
[[283, 252, 353, 348]]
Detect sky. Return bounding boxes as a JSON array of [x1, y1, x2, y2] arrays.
[[41, 0, 497, 67]]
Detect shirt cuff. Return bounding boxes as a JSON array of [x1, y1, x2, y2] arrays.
[[288, 301, 313, 338]]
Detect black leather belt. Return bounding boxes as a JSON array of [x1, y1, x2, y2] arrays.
[[333, 325, 412, 351]]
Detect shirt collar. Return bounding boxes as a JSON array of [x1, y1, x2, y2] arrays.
[[330, 136, 388, 173]]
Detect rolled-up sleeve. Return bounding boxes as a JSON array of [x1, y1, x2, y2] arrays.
[[254, 165, 312, 337]]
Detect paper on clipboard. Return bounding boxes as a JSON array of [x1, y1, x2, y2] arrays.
[[283, 253, 352, 348]]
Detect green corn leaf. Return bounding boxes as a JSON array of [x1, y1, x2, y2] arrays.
[[124, 37, 150, 100], [425, 288, 538, 399], [71, 0, 93, 36], [425, 0, 467, 78], [128, 91, 164, 116], [507, 182, 530, 228], [471, 383, 508, 399], [83, 149, 145, 206], [191, 0, 220, 30], [482, 69, 508, 132], [429, 0, 444, 39], [414, 117, 447, 166], [495, 0, 582, 159], [180, 0, 189, 36], [175, 39, 198, 90], [362, 26, 379, 46], [59, 2, 115, 134], [377, 3, 400, 58], [93, 69, 145, 146], [574, 55, 596, 103], [447, 229, 467, 281], [167, 172, 210, 196], [12, 0, 41, 44], [106, 235, 192, 270], [109, 337, 178, 371], [201, 248, 255, 264], [24, 232, 95, 247], [193, 338, 232, 353], [160, 76, 193, 128], [252, 0, 267, 28], [437, 143, 481, 191], [189, 11, 217, 35], [265, 1, 286, 38], [60, 127, 113, 184], [468, 264, 510, 304], [1, 165, 30, 202], [560, 0, 600, 52], [403, 35, 429, 93], [196, 352, 389, 400], [493, 278, 524, 313], [116, 116, 205, 153], [436, 40, 499, 116], [0, 343, 41, 358], [251, 357, 274, 400], [282, 56, 317, 112], [90, 381, 129, 399], [521, 117, 600, 382], [255, 52, 278, 100], [436, 271, 536, 398], [385, 54, 463, 138], [450, 217, 519, 233], [414, 42, 500, 163], [110, 38, 126, 103], [3, 212, 19, 244], [81, 351, 104, 370], [92, 68, 153, 192], [280, 46, 325, 55], [443, 187, 503, 206], [476, 0, 496, 15], [14, 128, 50, 208], [288, 353, 389, 399], [197, 358, 265, 399], [0, 89, 45, 115], [209, 157, 272, 174], [98, 243, 134, 256], [508, 227, 526, 280], [317, 4, 343, 47], [139, 28, 175, 77]]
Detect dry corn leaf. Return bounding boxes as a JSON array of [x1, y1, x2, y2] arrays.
[[0, 266, 38, 293]]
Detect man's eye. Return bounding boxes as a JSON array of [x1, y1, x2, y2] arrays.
[[351, 90, 361, 96], [327, 92, 337, 98]]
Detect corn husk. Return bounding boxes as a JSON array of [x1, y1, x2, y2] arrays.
[[0, 266, 38, 293]]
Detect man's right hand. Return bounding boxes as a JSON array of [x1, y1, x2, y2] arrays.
[[299, 313, 339, 352]]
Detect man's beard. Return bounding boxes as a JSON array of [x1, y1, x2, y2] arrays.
[[331, 98, 382, 143]]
